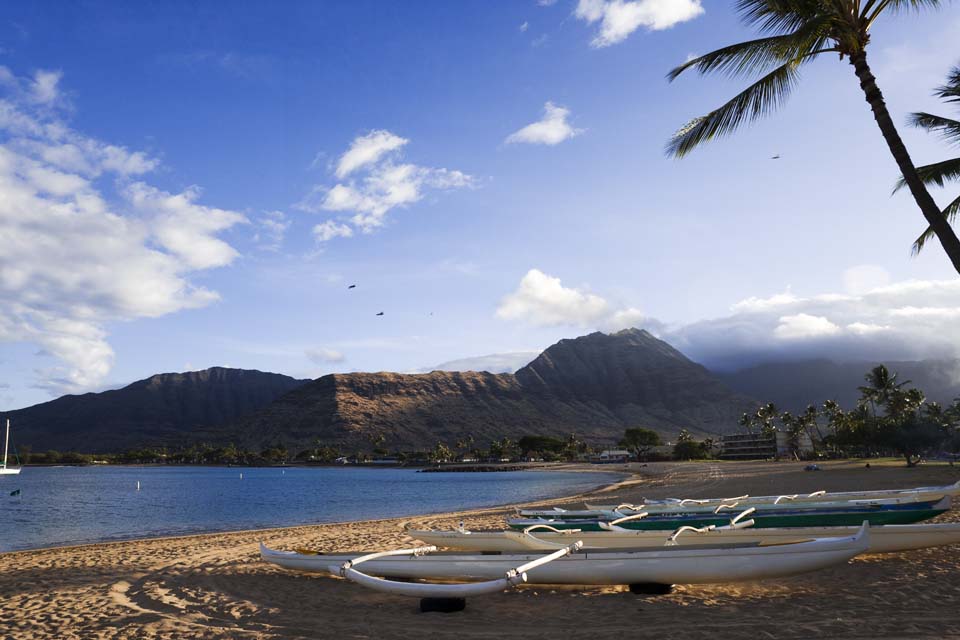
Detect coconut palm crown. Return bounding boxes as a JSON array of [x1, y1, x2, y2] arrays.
[[897, 65, 960, 254], [667, 0, 960, 275]]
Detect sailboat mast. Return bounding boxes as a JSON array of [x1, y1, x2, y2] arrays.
[[2, 418, 8, 470]]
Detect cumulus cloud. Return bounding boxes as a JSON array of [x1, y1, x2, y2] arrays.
[[298, 130, 475, 237], [0, 66, 244, 394], [305, 347, 345, 365], [506, 102, 583, 146], [496, 269, 662, 332], [496, 269, 609, 327], [575, 0, 704, 47]]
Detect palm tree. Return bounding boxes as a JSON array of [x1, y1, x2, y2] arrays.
[[858, 364, 909, 412], [897, 64, 960, 254], [667, 0, 960, 275]]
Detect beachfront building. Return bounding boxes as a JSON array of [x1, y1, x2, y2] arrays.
[[719, 432, 814, 460], [591, 449, 631, 464]]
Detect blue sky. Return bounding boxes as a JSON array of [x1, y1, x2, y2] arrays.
[[2, 0, 960, 409]]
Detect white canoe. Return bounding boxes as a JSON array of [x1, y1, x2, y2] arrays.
[[409, 522, 960, 554], [585, 480, 960, 511], [260, 524, 868, 587]]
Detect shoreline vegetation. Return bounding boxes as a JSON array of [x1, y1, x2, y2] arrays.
[[1, 460, 958, 639]]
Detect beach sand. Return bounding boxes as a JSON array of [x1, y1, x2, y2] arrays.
[[2, 460, 959, 639]]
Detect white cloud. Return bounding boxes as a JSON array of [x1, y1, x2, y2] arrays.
[[506, 102, 583, 146], [125, 182, 246, 270], [305, 347, 345, 364], [538, 0, 557, 5], [520, 21, 529, 32], [335, 129, 408, 179], [30, 70, 61, 104], [298, 130, 475, 235], [496, 269, 663, 332], [847, 322, 890, 335], [575, 0, 704, 47], [426, 352, 540, 374], [253, 210, 290, 251], [496, 269, 610, 327], [313, 220, 354, 242], [0, 67, 244, 394], [773, 314, 841, 340]]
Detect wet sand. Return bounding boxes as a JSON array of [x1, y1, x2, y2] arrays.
[[2, 460, 959, 639]]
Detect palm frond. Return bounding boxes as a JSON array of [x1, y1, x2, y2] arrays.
[[934, 65, 960, 103], [908, 112, 960, 145], [737, 0, 822, 35], [668, 18, 833, 81], [894, 157, 960, 192], [881, 0, 943, 11], [912, 193, 960, 255], [667, 61, 801, 158]]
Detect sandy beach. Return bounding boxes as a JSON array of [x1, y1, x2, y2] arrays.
[[2, 460, 959, 639]]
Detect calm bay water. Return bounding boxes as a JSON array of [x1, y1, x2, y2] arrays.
[[0, 466, 618, 552]]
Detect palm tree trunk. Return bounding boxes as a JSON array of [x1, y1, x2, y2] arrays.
[[850, 51, 960, 275]]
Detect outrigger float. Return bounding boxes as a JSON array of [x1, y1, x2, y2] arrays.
[[260, 523, 870, 611]]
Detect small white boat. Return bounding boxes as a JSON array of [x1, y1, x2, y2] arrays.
[[0, 419, 20, 476], [584, 480, 960, 511], [260, 523, 868, 596], [409, 521, 960, 554]]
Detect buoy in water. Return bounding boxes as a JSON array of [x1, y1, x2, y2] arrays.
[[136, 481, 141, 491]]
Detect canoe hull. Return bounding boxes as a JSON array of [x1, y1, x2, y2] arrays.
[[261, 533, 867, 586]]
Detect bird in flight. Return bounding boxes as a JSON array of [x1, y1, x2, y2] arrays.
[[770, 154, 781, 160], [348, 284, 356, 289], [376, 311, 384, 316]]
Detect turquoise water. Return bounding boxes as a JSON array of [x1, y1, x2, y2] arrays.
[[0, 466, 618, 552]]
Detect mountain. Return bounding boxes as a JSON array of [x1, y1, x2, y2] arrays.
[[5, 368, 309, 453], [719, 359, 960, 412], [516, 329, 754, 429], [229, 329, 756, 452]]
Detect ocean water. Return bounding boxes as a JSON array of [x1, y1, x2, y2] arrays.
[[0, 466, 619, 552]]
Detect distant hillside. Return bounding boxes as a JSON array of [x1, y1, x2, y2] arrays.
[[230, 329, 756, 451], [5, 368, 309, 453], [719, 359, 960, 412]]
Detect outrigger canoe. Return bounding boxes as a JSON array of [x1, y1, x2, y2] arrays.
[[521, 495, 949, 520], [585, 480, 960, 511], [259, 523, 869, 595], [508, 497, 951, 531], [409, 521, 960, 554]]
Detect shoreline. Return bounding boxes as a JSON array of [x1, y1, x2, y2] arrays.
[[0, 464, 635, 556], [3, 460, 958, 639]]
